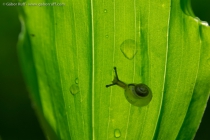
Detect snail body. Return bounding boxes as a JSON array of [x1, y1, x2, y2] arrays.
[[106, 67, 152, 107]]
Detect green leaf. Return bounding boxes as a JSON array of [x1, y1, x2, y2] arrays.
[[18, 0, 210, 139]]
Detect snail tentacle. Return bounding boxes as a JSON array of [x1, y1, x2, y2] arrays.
[[106, 67, 127, 89]]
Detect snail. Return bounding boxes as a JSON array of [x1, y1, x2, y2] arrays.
[[106, 67, 152, 107]]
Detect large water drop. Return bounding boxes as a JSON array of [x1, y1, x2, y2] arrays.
[[120, 39, 137, 60]]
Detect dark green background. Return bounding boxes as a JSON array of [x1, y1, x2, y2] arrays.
[[0, 0, 209, 139]]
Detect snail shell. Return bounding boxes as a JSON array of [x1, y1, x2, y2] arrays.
[[124, 84, 152, 107]]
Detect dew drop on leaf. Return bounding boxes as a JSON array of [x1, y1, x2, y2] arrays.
[[114, 129, 121, 138], [75, 78, 79, 84], [105, 35, 109, 38], [201, 21, 209, 26], [194, 17, 200, 22], [70, 84, 79, 95], [104, 9, 107, 13], [120, 39, 137, 60]]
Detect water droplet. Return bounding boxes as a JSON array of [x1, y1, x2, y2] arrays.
[[70, 84, 79, 95], [105, 35, 109, 38], [201, 21, 209, 26], [104, 9, 107, 13], [75, 78, 79, 84], [194, 17, 200, 22], [120, 39, 137, 60], [114, 129, 121, 138]]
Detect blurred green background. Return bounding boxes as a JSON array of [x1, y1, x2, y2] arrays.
[[0, 0, 209, 140]]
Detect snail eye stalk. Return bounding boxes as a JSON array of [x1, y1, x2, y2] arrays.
[[106, 67, 121, 88], [113, 67, 119, 80]]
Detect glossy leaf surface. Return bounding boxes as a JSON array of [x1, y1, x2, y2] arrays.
[[18, 0, 210, 139]]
